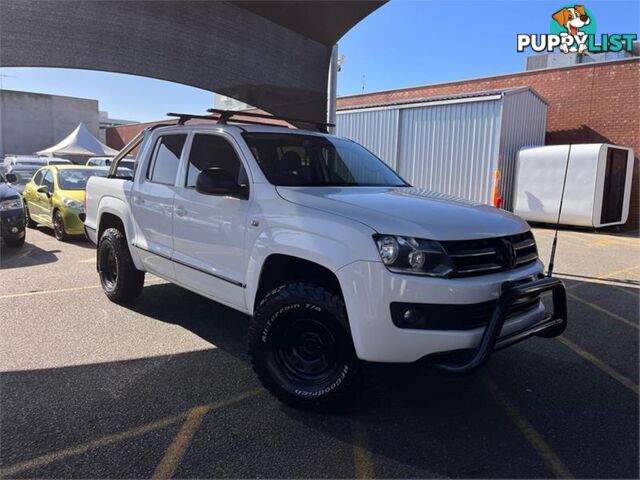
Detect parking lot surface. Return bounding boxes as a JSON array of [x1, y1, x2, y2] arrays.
[[1, 226, 638, 479]]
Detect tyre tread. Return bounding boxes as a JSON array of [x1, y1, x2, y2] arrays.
[[248, 281, 360, 409], [97, 227, 145, 304]]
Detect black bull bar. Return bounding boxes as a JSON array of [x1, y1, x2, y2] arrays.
[[432, 276, 567, 374]]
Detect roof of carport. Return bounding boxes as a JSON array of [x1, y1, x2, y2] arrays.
[[0, 0, 386, 125]]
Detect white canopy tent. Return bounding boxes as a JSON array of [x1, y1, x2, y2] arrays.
[[37, 123, 118, 158]]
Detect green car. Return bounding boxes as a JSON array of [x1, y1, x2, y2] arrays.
[[22, 165, 109, 241]]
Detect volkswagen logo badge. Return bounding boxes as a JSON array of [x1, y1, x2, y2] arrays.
[[498, 239, 518, 269]]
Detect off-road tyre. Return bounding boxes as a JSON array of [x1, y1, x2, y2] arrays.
[[97, 227, 145, 304], [248, 282, 361, 409]]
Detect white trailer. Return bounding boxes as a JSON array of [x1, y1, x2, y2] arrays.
[[513, 144, 635, 228]]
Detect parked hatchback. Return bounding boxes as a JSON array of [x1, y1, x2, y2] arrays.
[[2, 155, 47, 174], [43, 157, 73, 166], [3, 165, 40, 194], [87, 156, 135, 171], [86, 156, 113, 167], [0, 172, 26, 247], [22, 166, 109, 240]]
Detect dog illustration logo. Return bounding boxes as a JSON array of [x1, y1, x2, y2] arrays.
[[552, 5, 591, 52], [517, 5, 636, 55]]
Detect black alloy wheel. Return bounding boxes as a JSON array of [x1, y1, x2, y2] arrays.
[[100, 246, 119, 291], [53, 210, 67, 241], [248, 282, 361, 409], [97, 228, 145, 304], [273, 317, 341, 385]]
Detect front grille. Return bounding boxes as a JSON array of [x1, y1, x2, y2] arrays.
[[441, 231, 538, 278], [390, 296, 542, 330]]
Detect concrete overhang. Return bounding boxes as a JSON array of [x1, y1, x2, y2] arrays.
[[0, 0, 385, 124]]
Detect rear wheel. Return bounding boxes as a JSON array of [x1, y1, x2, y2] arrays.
[[248, 282, 361, 409], [97, 227, 145, 304], [52, 210, 67, 241]]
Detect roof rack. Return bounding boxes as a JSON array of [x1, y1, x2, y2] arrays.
[[165, 109, 334, 133], [166, 111, 292, 130], [166, 112, 220, 125]]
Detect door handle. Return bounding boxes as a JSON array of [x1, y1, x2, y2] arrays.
[[175, 205, 187, 217], [133, 196, 144, 205]]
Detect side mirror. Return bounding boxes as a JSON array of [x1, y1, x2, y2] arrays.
[[37, 185, 50, 196], [196, 168, 248, 199], [5, 173, 17, 183]]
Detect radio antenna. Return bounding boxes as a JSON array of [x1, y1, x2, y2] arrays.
[[547, 144, 571, 277]]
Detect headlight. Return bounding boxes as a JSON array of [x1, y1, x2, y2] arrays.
[[374, 234, 455, 277], [62, 197, 84, 210], [0, 197, 22, 212]]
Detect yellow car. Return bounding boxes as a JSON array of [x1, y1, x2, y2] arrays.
[[22, 165, 109, 240]]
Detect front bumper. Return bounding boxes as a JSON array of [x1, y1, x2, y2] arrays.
[[60, 208, 86, 235], [336, 260, 566, 363], [430, 276, 566, 374], [0, 209, 26, 240]]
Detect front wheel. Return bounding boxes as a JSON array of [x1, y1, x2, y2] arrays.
[[24, 203, 37, 228], [97, 228, 145, 304], [248, 282, 361, 409], [52, 210, 67, 241]]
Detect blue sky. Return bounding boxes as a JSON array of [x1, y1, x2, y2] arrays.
[[1, 0, 637, 123]]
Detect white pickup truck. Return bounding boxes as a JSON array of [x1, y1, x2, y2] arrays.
[[84, 111, 567, 408]]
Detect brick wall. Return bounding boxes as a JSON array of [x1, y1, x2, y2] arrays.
[[337, 58, 640, 229], [107, 58, 639, 229]]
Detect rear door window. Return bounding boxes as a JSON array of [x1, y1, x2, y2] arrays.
[[32, 169, 44, 186], [147, 134, 187, 185], [185, 134, 248, 188], [42, 170, 54, 192]]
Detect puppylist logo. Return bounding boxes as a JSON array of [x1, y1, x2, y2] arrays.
[[517, 5, 637, 55]]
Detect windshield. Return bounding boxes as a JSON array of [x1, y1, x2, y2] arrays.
[[242, 133, 408, 187], [57, 169, 108, 190]]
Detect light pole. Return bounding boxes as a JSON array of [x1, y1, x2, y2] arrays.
[[327, 45, 346, 134]]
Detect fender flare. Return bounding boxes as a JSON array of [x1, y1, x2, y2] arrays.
[[244, 227, 375, 315], [96, 196, 144, 270]]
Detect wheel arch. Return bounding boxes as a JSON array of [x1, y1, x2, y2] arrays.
[[96, 197, 135, 241], [250, 253, 344, 314], [244, 226, 376, 316], [98, 212, 126, 240], [96, 198, 144, 270]]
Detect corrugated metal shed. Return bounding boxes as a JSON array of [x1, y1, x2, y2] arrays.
[[336, 87, 548, 209]]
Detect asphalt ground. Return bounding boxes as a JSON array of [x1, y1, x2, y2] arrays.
[[0, 225, 638, 479]]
